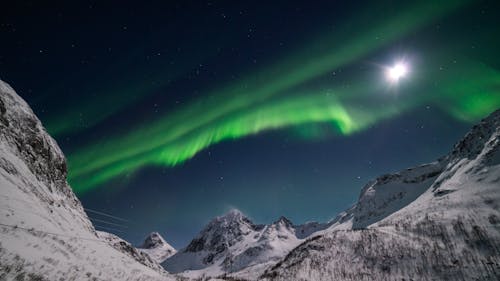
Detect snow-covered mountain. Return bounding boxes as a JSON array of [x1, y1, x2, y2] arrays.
[[262, 109, 500, 280], [0, 80, 174, 281], [2, 76, 498, 281], [162, 209, 331, 279], [138, 232, 177, 263]]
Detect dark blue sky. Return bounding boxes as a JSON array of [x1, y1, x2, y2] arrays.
[[1, 1, 499, 248]]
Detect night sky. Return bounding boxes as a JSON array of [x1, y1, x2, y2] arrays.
[[1, 1, 500, 248]]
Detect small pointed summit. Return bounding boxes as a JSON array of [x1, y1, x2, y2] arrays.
[[211, 209, 253, 226], [141, 232, 167, 249], [138, 232, 176, 263], [219, 208, 244, 220], [274, 216, 294, 228]]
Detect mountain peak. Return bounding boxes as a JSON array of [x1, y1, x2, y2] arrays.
[[141, 232, 167, 249], [138, 232, 176, 264], [207, 209, 255, 229], [448, 108, 500, 162], [163, 212, 303, 274], [217, 209, 245, 221], [180, 209, 256, 255], [274, 216, 294, 227]]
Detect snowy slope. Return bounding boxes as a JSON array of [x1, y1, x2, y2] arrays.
[[352, 160, 444, 229], [162, 209, 330, 279], [97, 231, 166, 271], [138, 232, 177, 263], [0, 80, 174, 281], [262, 109, 500, 280]]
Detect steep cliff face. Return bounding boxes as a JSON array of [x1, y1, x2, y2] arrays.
[[262, 110, 500, 281], [0, 81, 68, 193], [0, 80, 173, 281]]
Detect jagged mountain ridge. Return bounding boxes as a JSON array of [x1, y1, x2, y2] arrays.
[[262, 109, 500, 280], [160, 157, 454, 280], [0, 80, 174, 281], [162, 209, 332, 279]]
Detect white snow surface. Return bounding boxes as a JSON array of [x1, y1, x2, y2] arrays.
[[352, 160, 444, 229], [0, 80, 174, 281], [96, 231, 167, 272]]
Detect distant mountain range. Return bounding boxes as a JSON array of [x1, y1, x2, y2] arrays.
[[161, 209, 326, 279], [1, 78, 499, 280], [154, 97, 500, 280]]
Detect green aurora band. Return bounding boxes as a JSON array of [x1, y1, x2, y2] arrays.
[[49, 0, 467, 138], [65, 0, 500, 193]]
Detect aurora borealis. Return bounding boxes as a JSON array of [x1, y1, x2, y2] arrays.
[[65, 0, 494, 193], [2, 0, 500, 247]]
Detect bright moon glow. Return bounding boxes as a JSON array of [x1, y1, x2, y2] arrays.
[[386, 62, 409, 82]]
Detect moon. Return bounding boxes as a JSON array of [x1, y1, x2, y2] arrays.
[[386, 62, 409, 83]]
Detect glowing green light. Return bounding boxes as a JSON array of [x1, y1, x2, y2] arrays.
[[66, 0, 479, 193]]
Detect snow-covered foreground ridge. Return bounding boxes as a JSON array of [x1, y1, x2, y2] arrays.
[[0, 80, 175, 281], [261, 109, 500, 280]]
